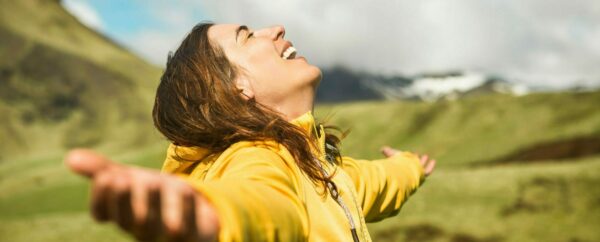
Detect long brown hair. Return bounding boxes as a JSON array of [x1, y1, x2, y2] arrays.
[[152, 22, 343, 194]]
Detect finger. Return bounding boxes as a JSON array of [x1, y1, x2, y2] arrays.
[[110, 172, 134, 232], [91, 171, 112, 222], [65, 149, 117, 178], [380, 146, 398, 158], [424, 159, 436, 176], [131, 171, 149, 226], [182, 189, 199, 241], [195, 194, 220, 241], [146, 182, 163, 241], [132, 173, 162, 242], [161, 180, 187, 241], [420, 155, 429, 166]]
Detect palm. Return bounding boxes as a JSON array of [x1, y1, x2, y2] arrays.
[[65, 149, 219, 242]]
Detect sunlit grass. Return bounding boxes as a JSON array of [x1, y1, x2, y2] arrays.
[[315, 92, 600, 168], [1, 153, 597, 242], [1, 91, 599, 241]]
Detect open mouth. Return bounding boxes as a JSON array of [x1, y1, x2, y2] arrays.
[[281, 46, 297, 60]]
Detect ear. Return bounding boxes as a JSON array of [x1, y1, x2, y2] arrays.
[[235, 76, 255, 100]]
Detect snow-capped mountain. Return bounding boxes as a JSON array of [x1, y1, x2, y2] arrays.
[[363, 71, 530, 101], [316, 67, 597, 103]]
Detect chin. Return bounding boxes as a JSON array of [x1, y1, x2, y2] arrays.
[[306, 65, 322, 87], [288, 62, 322, 89]]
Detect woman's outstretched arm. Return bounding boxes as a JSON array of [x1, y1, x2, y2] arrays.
[[341, 146, 436, 222], [65, 149, 220, 242], [173, 145, 310, 242]]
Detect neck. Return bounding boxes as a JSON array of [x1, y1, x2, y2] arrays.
[[276, 87, 315, 121]]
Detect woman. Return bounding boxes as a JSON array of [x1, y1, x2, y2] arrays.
[[66, 22, 436, 242]]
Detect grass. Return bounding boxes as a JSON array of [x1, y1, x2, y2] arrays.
[[0, 91, 599, 241], [0, 213, 131, 242], [0, 4, 600, 239], [367, 156, 600, 242], [0, 153, 597, 242], [315, 91, 600, 168], [0, 3, 598, 239]]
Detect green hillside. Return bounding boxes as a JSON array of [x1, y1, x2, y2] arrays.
[[0, 0, 163, 161], [0, 1, 598, 241], [1, 90, 599, 242], [316, 91, 600, 168], [313, 92, 600, 242]]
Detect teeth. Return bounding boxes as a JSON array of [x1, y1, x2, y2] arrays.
[[282, 46, 297, 60]]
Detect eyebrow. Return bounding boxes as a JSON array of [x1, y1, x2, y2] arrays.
[[235, 25, 249, 43]]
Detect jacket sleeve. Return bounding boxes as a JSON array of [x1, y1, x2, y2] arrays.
[[175, 146, 309, 242], [341, 152, 425, 222]]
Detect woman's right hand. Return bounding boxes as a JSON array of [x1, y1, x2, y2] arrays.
[[65, 149, 219, 242], [381, 146, 436, 177]]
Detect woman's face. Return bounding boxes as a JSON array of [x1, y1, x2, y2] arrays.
[[207, 24, 321, 109]]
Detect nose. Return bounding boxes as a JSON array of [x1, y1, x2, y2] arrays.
[[254, 25, 285, 40]]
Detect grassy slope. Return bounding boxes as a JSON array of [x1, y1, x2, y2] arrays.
[[0, 91, 599, 242], [0, 0, 164, 161], [367, 157, 600, 242], [0, 145, 167, 242], [0, 0, 160, 93], [316, 91, 600, 168], [314, 92, 600, 242], [2, 156, 595, 242], [0, 2, 597, 241]]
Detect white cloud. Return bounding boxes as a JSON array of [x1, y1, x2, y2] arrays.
[[94, 0, 600, 89], [126, 30, 182, 65], [61, 0, 104, 30], [195, 0, 600, 88]]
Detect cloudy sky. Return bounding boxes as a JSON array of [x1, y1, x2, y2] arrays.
[[62, 0, 600, 89]]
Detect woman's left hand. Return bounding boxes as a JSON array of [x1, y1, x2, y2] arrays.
[[65, 149, 219, 242], [381, 146, 436, 177]]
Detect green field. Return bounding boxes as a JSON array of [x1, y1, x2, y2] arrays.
[[1, 92, 599, 242], [1, 1, 598, 241]]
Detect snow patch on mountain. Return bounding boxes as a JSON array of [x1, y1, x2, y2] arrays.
[[363, 71, 531, 101]]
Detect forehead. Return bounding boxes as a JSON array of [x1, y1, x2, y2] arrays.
[[207, 24, 242, 49]]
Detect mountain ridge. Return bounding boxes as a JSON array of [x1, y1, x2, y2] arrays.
[[0, 0, 163, 161]]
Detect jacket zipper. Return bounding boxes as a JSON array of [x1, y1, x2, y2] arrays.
[[315, 125, 361, 242]]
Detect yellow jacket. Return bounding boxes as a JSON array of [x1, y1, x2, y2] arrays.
[[161, 111, 425, 241]]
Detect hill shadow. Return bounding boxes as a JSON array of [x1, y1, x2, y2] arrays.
[[473, 135, 600, 166], [374, 223, 504, 242]]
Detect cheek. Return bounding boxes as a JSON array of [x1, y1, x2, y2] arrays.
[[238, 43, 319, 102], [249, 67, 298, 106], [246, 41, 278, 63], [245, 58, 287, 91], [244, 47, 288, 86], [242, 48, 284, 80]]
